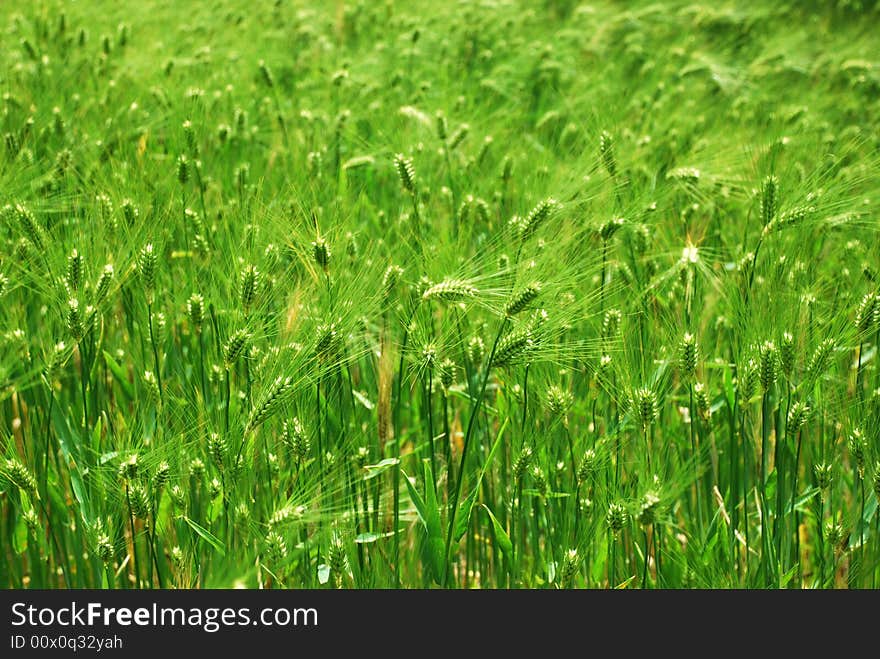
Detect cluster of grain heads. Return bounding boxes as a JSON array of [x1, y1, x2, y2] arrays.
[[545, 385, 573, 418], [153, 312, 167, 348], [598, 130, 617, 177], [847, 428, 866, 478], [434, 110, 449, 143], [394, 153, 417, 194], [419, 343, 437, 371], [129, 482, 152, 522], [491, 327, 535, 368], [768, 205, 815, 234], [824, 521, 847, 554], [739, 358, 761, 405], [44, 341, 70, 376], [169, 484, 186, 512], [693, 382, 711, 421], [467, 335, 485, 367], [679, 332, 698, 380], [605, 501, 628, 537], [602, 309, 622, 344], [94, 264, 114, 308], [759, 341, 777, 392], [638, 490, 662, 527], [312, 238, 331, 274], [138, 243, 157, 304], [1, 0, 877, 592], [91, 522, 115, 566], [382, 264, 404, 306], [439, 358, 457, 390], [21, 509, 40, 538], [854, 291, 879, 337], [190, 458, 206, 480], [16, 203, 45, 252], [247, 375, 295, 432], [530, 465, 548, 497], [447, 123, 469, 152], [264, 531, 287, 563], [512, 446, 533, 483], [181, 119, 198, 156], [873, 464, 880, 503], [786, 401, 810, 436], [779, 332, 795, 380], [207, 432, 227, 473], [576, 448, 598, 485], [282, 418, 310, 463], [187, 293, 204, 331], [422, 279, 478, 303], [806, 338, 835, 385], [67, 297, 84, 342], [120, 199, 138, 226], [814, 463, 833, 492], [559, 548, 580, 588], [328, 532, 350, 588], [632, 387, 658, 430], [177, 154, 190, 186], [599, 217, 625, 242], [518, 198, 560, 243], [759, 175, 779, 227], [505, 282, 541, 317], [143, 370, 161, 408], [224, 329, 251, 368], [2, 457, 38, 496], [66, 248, 82, 292], [118, 454, 139, 481], [240, 264, 260, 315], [153, 461, 170, 492], [314, 322, 342, 361]]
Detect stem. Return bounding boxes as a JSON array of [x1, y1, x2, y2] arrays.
[[760, 392, 771, 584], [316, 378, 324, 476], [729, 393, 740, 578], [442, 143, 458, 236], [774, 400, 785, 576], [198, 330, 207, 404], [125, 483, 140, 588], [224, 367, 231, 432], [193, 161, 209, 238], [791, 430, 802, 587], [426, 367, 436, 483], [78, 341, 89, 429], [817, 494, 825, 588], [599, 239, 608, 315], [443, 391, 451, 502], [689, 383, 703, 536], [147, 302, 163, 404], [410, 192, 422, 248], [512, 479, 523, 586], [855, 340, 864, 411], [391, 307, 417, 588], [744, 234, 764, 308], [443, 317, 507, 586], [609, 533, 616, 589], [873, 510, 878, 590], [655, 523, 663, 587], [37, 498, 71, 588], [740, 407, 750, 583], [181, 188, 189, 252], [859, 475, 866, 588]]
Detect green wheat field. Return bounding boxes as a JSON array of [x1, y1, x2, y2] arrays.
[[1, 0, 879, 590]]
